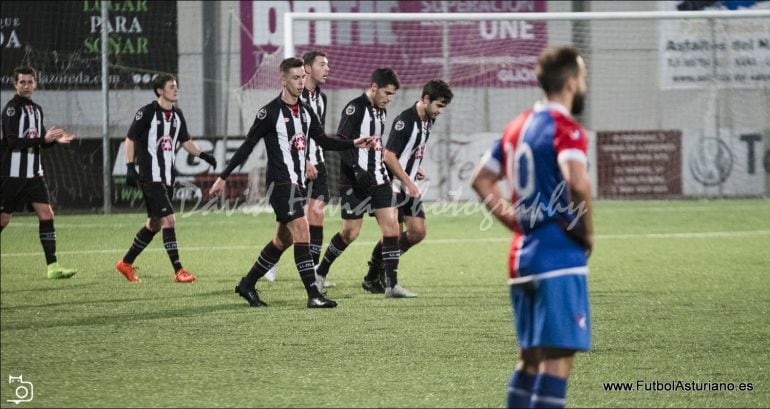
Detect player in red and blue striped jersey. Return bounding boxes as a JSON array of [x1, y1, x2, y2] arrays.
[[472, 47, 593, 409]]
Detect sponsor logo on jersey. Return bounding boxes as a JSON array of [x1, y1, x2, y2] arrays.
[[345, 105, 355, 116], [6, 107, 15, 117], [135, 110, 143, 121], [257, 108, 267, 120], [394, 119, 405, 131]]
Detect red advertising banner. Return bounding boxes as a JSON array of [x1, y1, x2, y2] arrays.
[[240, 0, 547, 88]]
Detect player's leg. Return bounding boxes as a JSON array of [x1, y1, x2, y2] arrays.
[[28, 177, 76, 279], [307, 197, 333, 287], [116, 217, 160, 283], [317, 218, 362, 280], [317, 186, 365, 279], [116, 182, 165, 282], [507, 348, 542, 408], [0, 212, 10, 232], [529, 349, 574, 409], [399, 194, 427, 255], [235, 222, 292, 307], [527, 274, 590, 408], [149, 184, 194, 283], [0, 177, 17, 232], [374, 206, 415, 298], [363, 207, 397, 293], [285, 215, 336, 308]]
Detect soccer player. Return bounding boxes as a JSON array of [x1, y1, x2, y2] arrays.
[[208, 57, 372, 309], [114, 74, 217, 283], [363, 80, 454, 297], [0, 66, 78, 279], [315, 68, 414, 298], [471, 47, 593, 409], [263, 50, 332, 286]]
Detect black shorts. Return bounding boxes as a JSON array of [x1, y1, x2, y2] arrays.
[[340, 183, 396, 220], [270, 183, 307, 223], [0, 177, 51, 214], [395, 191, 425, 223], [142, 182, 175, 219], [306, 162, 329, 203]]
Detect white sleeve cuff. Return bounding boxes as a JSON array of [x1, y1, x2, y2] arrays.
[[557, 149, 587, 165], [480, 150, 502, 175]]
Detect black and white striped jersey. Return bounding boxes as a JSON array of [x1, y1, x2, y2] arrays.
[[385, 103, 433, 192], [126, 101, 190, 186], [300, 86, 327, 165], [1, 95, 51, 178], [337, 93, 389, 186], [220, 94, 354, 188]]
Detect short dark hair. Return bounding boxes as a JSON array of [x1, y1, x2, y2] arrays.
[[302, 50, 327, 66], [535, 47, 581, 95], [280, 57, 304, 74], [371, 68, 400, 90], [422, 80, 453, 105], [14, 66, 37, 82], [152, 74, 176, 97]]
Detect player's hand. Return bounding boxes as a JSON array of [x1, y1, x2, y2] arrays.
[[405, 181, 422, 198], [57, 132, 76, 144], [306, 160, 318, 180], [126, 163, 139, 188], [353, 136, 374, 149], [209, 177, 226, 197], [350, 164, 370, 196], [44, 127, 64, 143], [198, 151, 217, 169], [416, 166, 426, 181]]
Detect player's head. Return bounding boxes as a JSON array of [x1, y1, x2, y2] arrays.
[[302, 50, 329, 85], [536, 47, 587, 115], [369, 68, 400, 109], [420, 79, 453, 120], [13, 66, 37, 99], [153, 74, 178, 103], [280, 57, 306, 99]]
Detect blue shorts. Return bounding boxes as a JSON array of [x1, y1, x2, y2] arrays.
[[510, 274, 591, 351]]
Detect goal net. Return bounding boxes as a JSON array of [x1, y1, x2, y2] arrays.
[[238, 2, 770, 201]]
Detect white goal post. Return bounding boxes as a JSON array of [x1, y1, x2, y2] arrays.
[[271, 8, 770, 200]]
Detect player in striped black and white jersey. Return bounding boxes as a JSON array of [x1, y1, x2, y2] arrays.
[[362, 80, 453, 297], [1, 66, 78, 279], [115, 74, 217, 284], [315, 68, 416, 298], [263, 50, 332, 285], [208, 57, 373, 309]]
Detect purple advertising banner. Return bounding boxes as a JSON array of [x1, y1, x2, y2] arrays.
[[240, 1, 547, 89]]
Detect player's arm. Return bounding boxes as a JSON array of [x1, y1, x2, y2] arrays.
[[181, 140, 217, 169], [1, 104, 62, 149], [176, 110, 216, 169], [383, 149, 420, 197], [384, 117, 420, 196], [558, 156, 593, 253], [209, 108, 269, 197], [124, 137, 139, 187], [471, 140, 517, 231], [308, 113, 370, 151]]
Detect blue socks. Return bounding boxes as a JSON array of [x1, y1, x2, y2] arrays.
[[507, 370, 535, 408], [530, 373, 567, 408]]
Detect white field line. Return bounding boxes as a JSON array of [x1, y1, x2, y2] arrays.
[[2, 230, 769, 257]]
